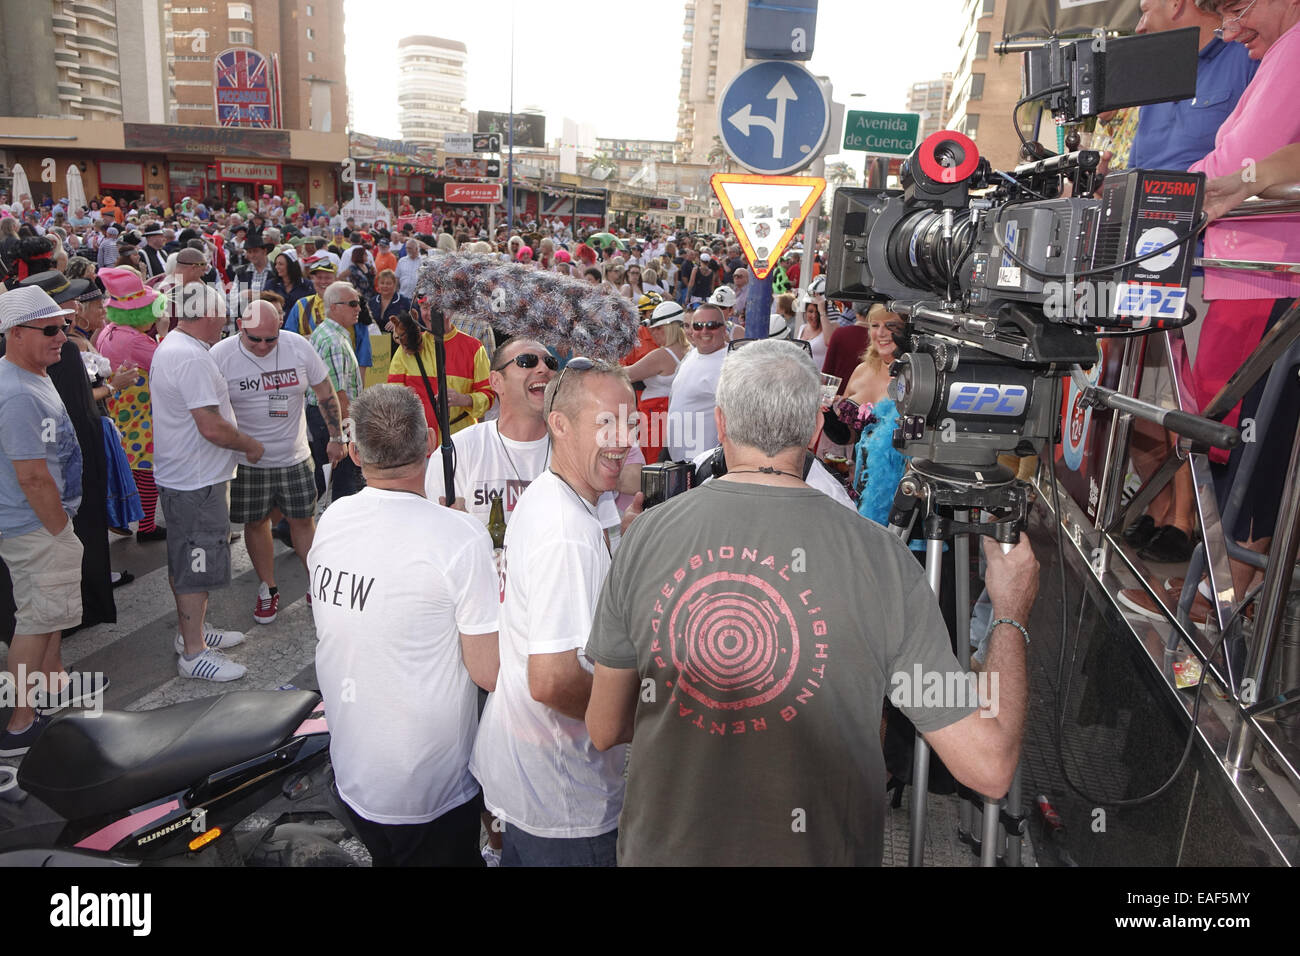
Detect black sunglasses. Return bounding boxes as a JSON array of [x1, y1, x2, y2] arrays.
[[727, 337, 814, 358], [545, 356, 595, 416], [245, 333, 278, 343], [493, 352, 559, 372], [691, 320, 725, 331], [32, 322, 70, 337], [338, 299, 360, 308]]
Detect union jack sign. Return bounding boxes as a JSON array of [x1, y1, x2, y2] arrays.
[[214, 48, 277, 128]]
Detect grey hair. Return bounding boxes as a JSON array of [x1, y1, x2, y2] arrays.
[[323, 281, 356, 308], [350, 384, 428, 470], [716, 340, 820, 456]]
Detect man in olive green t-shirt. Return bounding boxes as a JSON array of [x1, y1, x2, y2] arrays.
[[585, 340, 1038, 866]]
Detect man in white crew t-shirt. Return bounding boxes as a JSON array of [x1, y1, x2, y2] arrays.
[[150, 282, 265, 682], [212, 300, 343, 625], [425, 337, 557, 524], [666, 302, 728, 461], [471, 358, 639, 866], [311, 385, 499, 867]]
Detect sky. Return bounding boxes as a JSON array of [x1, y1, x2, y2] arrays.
[[342, 0, 965, 172]]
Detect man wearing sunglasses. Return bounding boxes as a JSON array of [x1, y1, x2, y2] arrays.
[[665, 303, 729, 462], [471, 358, 638, 866], [425, 338, 557, 526], [213, 300, 343, 625], [0, 288, 86, 754], [306, 282, 366, 503]]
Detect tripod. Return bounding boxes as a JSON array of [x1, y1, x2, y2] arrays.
[[886, 458, 1029, 867]]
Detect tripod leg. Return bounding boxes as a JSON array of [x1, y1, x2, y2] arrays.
[[981, 792, 1001, 867], [909, 538, 945, 867], [1005, 762, 1024, 867], [953, 511, 973, 844]]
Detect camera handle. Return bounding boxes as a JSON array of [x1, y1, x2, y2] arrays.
[[1070, 366, 1240, 452]]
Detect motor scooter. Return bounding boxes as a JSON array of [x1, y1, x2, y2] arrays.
[[0, 690, 354, 866]]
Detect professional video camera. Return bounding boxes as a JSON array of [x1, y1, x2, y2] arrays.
[[825, 27, 1237, 515]]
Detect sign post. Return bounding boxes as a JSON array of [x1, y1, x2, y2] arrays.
[[443, 132, 473, 154]]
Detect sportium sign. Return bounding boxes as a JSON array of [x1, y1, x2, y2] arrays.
[[842, 110, 921, 157]]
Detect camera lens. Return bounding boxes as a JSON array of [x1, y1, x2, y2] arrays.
[[884, 209, 975, 296]]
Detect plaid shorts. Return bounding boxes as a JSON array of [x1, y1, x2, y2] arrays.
[[230, 459, 317, 523]]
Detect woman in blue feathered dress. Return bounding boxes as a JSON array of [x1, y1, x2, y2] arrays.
[[837, 305, 907, 525]]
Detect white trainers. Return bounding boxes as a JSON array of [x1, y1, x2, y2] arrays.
[[174, 627, 246, 655], [177, 648, 247, 682]]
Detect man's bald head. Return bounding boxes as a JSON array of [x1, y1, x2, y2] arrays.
[[241, 298, 281, 335], [239, 299, 282, 355]]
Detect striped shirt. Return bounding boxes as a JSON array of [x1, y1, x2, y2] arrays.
[[308, 319, 363, 405]]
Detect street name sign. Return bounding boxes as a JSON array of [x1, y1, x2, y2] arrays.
[[842, 111, 921, 157]]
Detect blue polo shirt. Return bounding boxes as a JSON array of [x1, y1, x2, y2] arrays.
[[1129, 37, 1257, 172]]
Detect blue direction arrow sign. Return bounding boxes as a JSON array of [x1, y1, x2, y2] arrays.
[[718, 60, 829, 175]]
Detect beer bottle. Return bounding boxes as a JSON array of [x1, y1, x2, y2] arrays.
[[487, 491, 507, 551]]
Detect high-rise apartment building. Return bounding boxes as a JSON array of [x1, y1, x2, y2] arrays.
[[907, 74, 954, 140], [676, 0, 750, 165], [397, 35, 469, 145], [0, 0, 351, 215], [0, 0, 169, 122], [165, 0, 346, 131], [946, 0, 1028, 170]]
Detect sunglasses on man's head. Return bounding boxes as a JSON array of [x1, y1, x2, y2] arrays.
[[727, 337, 814, 358], [545, 356, 595, 416], [691, 320, 725, 331], [494, 352, 560, 372], [245, 332, 278, 343], [31, 322, 69, 337]]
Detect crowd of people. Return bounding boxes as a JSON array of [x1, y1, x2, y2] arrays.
[[0, 180, 1036, 866], [0, 0, 1294, 867]]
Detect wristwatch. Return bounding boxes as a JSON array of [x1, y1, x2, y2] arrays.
[[328, 436, 344, 444]]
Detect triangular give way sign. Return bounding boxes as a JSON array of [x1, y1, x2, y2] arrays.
[[710, 173, 826, 280]]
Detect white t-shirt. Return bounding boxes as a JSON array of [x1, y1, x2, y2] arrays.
[[310, 487, 499, 825], [395, 254, 422, 299], [424, 420, 551, 526], [470, 470, 627, 838], [149, 329, 239, 491], [666, 346, 726, 462], [211, 331, 329, 469]]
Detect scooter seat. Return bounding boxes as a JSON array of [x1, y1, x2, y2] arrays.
[[18, 690, 321, 821]]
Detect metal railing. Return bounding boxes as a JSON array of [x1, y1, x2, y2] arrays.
[[1080, 188, 1300, 854]]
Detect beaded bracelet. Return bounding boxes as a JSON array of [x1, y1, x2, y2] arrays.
[[990, 617, 1030, 646]]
